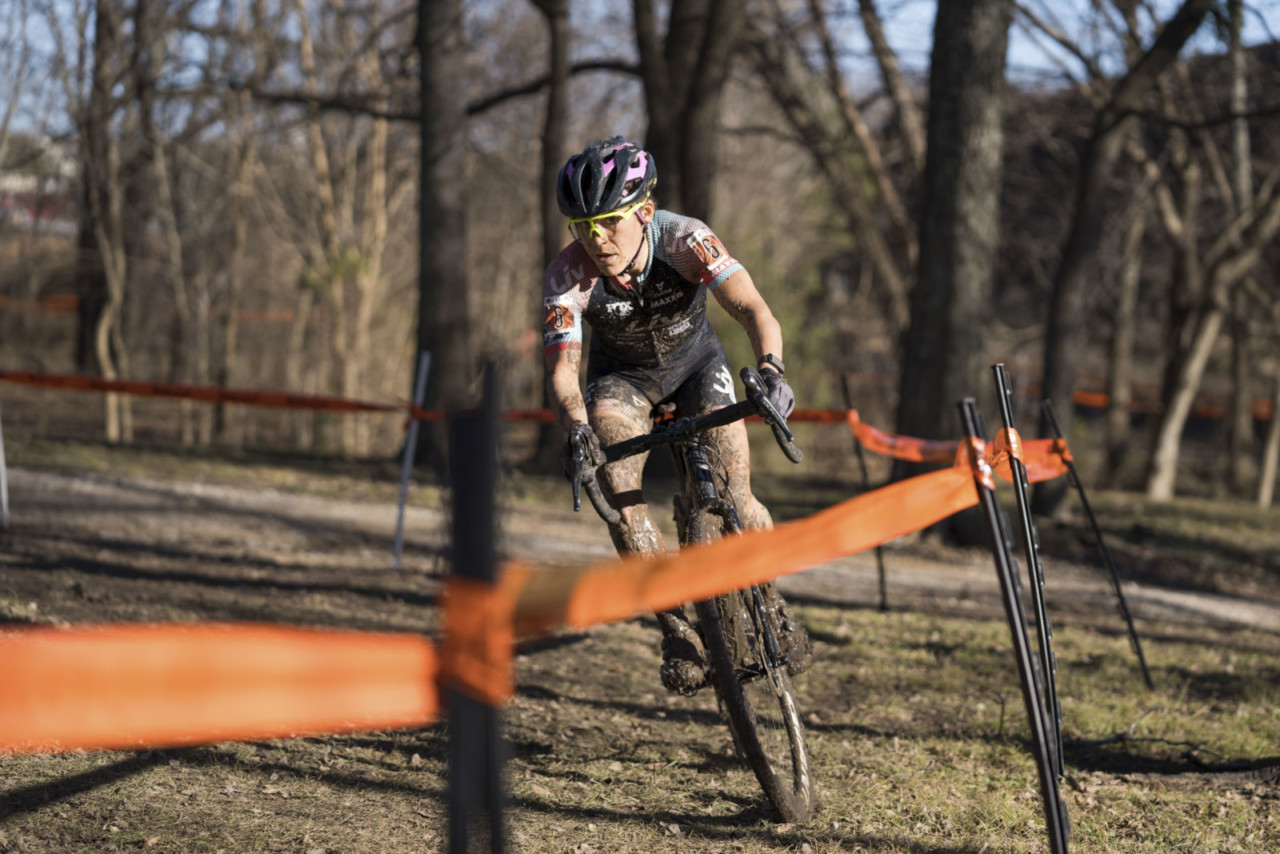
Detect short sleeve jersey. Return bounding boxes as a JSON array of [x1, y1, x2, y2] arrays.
[[542, 210, 743, 368]]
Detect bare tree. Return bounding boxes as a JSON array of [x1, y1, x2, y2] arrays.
[[1260, 331, 1280, 507], [0, 0, 32, 165], [1104, 189, 1149, 484], [417, 0, 474, 470], [1145, 166, 1280, 499], [1033, 0, 1213, 514], [214, 0, 275, 446], [894, 0, 1013, 517], [633, 0, 743, 220], [526, 0, 572, 472], [1228, 0, 1256, 492], [745, 0, 917, 342], [80, 0, 133, 442]]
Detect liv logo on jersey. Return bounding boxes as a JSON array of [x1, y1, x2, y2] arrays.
[[713, 365, 735, 399]]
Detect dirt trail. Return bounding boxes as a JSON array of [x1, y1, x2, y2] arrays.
[[5, 465, 1278, 637]]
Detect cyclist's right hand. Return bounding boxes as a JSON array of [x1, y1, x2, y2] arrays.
[[562, 422, 603, 485]]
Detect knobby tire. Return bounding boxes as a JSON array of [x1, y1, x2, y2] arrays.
[[689, 511, 814, 823]]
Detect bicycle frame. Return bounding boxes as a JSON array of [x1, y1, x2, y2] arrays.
[[567, 366, 813, 822]]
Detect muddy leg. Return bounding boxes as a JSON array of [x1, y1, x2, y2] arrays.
[[590, 409, 714, 694], [589, 411, 666, 558], [707, 417, 812, 676]]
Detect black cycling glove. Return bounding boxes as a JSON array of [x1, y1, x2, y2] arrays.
[[561, 422, 603, 484], [761, 371, 795, 419]]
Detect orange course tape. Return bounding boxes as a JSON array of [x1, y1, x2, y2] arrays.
[[439, 572, 526, 706], [0, 402, 1068, 754], [0, 371, 399, 414], [508, 465, 981, 636], [0, 624, 437, 753], [846, 410, 959, 463], [846, 411, 1071, 485]]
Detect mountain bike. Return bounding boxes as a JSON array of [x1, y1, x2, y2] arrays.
[[570, 367, 814, 822]]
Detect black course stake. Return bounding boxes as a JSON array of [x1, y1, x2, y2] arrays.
[[959, 398, 1069, 854], [1041, 400, 1154, 690], [448, 363, 506, 854], [840, 374, 888, 612], [992, 364, 1063, 778]]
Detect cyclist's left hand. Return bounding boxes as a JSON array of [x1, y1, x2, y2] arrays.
[[761, 370, 795, 419], [562, 422, 604, 484]]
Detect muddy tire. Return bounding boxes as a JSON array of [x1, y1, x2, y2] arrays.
[[689, 512, 814, 823]]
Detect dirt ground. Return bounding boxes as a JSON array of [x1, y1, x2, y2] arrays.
[[6, 462, 1279, 637], [3, 451, 1280, 852]]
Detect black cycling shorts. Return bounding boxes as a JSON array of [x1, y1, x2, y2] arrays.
[[585, 335, 737, 423]]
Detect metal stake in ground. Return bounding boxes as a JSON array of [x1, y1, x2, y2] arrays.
[[992, 364, 1063, 777], [959, 398, 1070, 854], [394, 351, 432, 570], [448, 363, 506, 854], [1041, 399, 1154, 690], [839, 374, 888, 611]]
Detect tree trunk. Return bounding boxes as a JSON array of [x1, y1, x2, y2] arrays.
[[1105, 203, 1146, 486], [84, 0, 130, 443], [1146, 301, 1223, 500], [1144, 178, 1280, 499], [894, 0, 1012, 465], [215, 0, 269, 447], [136, 0, 196, 443], [530, 0, 571, 474], [417, 0, 474, 472], [633, 0, 741, 220], [1033, 0, 1213, 515], [1228, 0, 1255, 492], [1230, 290, 1256, 491], [1258, 368, 1280, 508], [347, 105, 389, 458], [216, 89, 254, 446]]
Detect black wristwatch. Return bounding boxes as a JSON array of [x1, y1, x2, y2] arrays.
[[757, 353, 786, 376]]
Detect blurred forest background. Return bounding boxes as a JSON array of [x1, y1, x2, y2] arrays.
[[2, 0, 1280, 509]]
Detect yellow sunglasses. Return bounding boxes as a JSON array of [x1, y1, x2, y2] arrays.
[[566, 197, 649, 242]]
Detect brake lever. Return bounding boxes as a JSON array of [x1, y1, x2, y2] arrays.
[[740, 367, 794, 442], [740, 366, 803, 463], [571, 436, 586, 512]]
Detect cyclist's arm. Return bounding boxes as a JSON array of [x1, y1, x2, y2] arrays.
[[545, 346, 588, 433], [710, 268, 784, 368]]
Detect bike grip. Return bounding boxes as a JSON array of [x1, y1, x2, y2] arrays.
[[585, 477, 620, 525]]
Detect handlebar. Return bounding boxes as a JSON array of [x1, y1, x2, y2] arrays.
[[568, 367, 803, 524]]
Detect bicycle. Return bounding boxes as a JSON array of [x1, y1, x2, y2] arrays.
[[570, 367, 814, 822]]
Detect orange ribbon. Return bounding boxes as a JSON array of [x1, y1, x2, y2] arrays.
[[0, 624, 437, 753]]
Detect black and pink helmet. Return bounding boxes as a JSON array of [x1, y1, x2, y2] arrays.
[[556, 136, 657, 218]]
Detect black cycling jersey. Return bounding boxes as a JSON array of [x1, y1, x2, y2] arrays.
[[543, 210, 743, 416]]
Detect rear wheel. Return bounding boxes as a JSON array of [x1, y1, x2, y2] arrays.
[[689, 512, 814, 822]]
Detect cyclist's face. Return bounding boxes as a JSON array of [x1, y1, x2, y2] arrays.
[[571, 198, 654, 278]]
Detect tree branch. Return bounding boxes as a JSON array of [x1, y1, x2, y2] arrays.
[[228, 58, 640, 122], [1123, 102, 1280, 130]]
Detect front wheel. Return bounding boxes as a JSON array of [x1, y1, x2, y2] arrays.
[[689, 513, 814, 822]]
